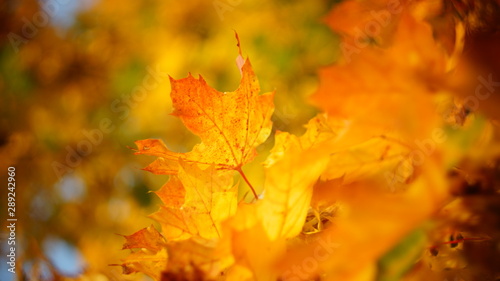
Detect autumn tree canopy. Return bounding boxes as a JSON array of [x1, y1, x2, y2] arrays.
[[2, 0, 500, 280]]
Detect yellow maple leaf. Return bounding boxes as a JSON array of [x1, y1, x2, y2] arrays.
[[164, 236, 233, 280], [260, 116, 332, 240], [150, 160, 237, 240], [264, 114, 336, 168], [119, 225, 168, 280]]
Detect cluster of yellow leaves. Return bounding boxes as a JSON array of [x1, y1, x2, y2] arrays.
[[120, 1, 499, 280]]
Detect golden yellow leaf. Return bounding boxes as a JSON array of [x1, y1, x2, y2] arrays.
[[119, 225, 168, 280], [260, 117, 332, 240], [150, 160, 237, 240], [164, 236, 233, 280], [121, 225, 166, 251], [264, 114, 336, 168]]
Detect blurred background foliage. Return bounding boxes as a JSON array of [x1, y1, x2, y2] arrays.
[[0, 0, 340, 279]]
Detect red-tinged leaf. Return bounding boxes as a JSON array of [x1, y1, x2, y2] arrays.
[[122, 225, 166, 251]]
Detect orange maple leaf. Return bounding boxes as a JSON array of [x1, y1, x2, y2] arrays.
[[135, 53, 274, 198], [312, 12, 448, 140]]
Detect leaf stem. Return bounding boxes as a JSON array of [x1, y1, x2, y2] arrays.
[[429, 237, 490, 249], [236, 167, 258, 200]]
